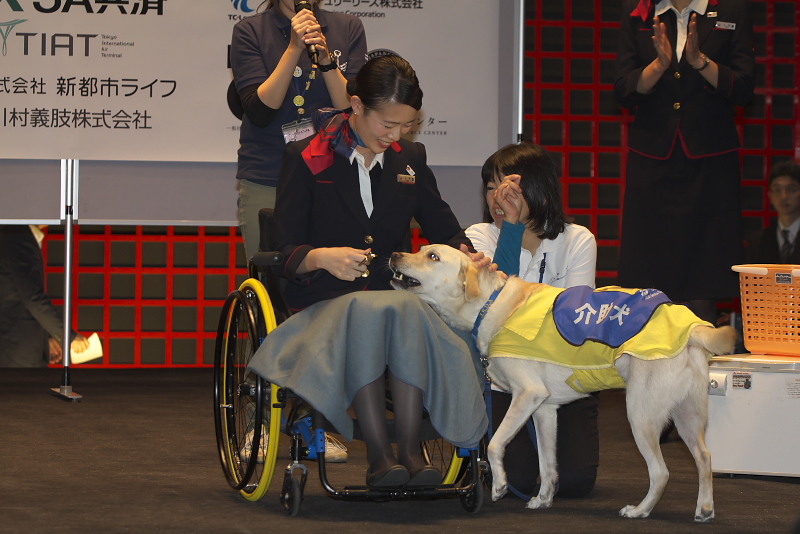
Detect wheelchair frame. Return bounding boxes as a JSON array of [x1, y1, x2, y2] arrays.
[[212, 250, 489, 516]]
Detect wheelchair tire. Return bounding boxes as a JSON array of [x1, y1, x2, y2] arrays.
[[280, 472, 304, 517], [460, 463, 487, 513], [213, 279, 283, 501]]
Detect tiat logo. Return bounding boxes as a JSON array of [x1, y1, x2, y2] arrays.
[[0, 0, 24, 12], [231, 0, 258, 12], [0, 18, 26, 56]]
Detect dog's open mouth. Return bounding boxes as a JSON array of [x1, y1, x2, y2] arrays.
[[390, 269, 421, 289]]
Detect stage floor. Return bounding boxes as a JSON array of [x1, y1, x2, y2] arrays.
[[1, 368, 797, 533]]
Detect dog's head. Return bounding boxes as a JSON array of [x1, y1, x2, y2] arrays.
[[388, 244, 505, 330]]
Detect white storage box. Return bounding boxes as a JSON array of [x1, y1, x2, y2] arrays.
[[706, 354, 800, 477]]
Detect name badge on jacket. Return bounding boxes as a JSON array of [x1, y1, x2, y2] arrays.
[[397, 174, 415, 184], [715, 21, 736, 30]]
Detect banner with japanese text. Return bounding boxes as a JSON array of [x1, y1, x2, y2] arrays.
[[0, 0, 499, 164]]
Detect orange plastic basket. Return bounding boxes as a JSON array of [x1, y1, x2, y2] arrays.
[[732, 264, 800, 356]]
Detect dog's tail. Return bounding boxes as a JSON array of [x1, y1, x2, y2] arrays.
[[689, 325, 737, 355]]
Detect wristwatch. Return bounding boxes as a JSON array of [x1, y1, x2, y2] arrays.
[[694, 54, 711, 72], [318, 54, 339, 72]]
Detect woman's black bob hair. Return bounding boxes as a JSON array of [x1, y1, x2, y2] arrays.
[[481, 142, 566, 241], [346, 54, 423, 111]]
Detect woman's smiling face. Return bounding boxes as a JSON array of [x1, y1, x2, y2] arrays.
[[350, 98, 416, 155]]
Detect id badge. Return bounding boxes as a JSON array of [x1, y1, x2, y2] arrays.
[[282, 118, 315, 144]]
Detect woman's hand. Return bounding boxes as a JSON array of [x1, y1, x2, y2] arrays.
[[291, 9, 329, 60], [685, 14, 703, 68], [458, 244, 507, 278], [495, 174, 524, 225], [48, 338, 62, 364], [72, 334, 90, 353], [305, 247, 373, 281], [651, 16, 672, 73]]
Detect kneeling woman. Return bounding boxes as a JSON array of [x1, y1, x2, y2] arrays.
[[466, 143, 600, 499], [248, 55, 487, 487]]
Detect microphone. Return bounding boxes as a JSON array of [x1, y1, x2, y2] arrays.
[[294, 1, 319, 65]]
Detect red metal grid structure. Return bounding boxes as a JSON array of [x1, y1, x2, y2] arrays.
[[44, 226, 245, 368]]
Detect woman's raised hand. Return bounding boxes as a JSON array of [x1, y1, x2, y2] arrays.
[[495, 174, 523, 225], [291, 9, 328, 60], [651, 16, 673, 72]]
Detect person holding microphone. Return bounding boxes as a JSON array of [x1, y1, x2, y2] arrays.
[[230, 0, 367, 262]]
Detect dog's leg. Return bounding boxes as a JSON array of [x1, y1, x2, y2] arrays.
[[487, 387, 547, 503], [526, 403, 558, 510], [673, 349, 715, 523], [619, 365, 672, 519]]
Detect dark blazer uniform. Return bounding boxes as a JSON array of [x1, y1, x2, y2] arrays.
[[746, 222, 800, 265], [614, 0, 755, 300], [0, 225, 72, 367], [275, 136, 471, 311], [615, 0, 755, 159]]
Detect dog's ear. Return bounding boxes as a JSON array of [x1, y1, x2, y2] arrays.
[[463, 262, 483, 302]]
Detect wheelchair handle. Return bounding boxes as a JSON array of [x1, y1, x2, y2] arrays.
[[251, 251, 285, 267]]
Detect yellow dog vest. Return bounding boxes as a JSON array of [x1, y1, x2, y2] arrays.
[[488, 286, 712, 393]]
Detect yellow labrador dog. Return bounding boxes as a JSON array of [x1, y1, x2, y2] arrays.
[[389, 244, 736, 522]]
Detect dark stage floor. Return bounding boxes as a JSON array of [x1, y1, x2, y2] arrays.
[[1, 368, 798, 533]]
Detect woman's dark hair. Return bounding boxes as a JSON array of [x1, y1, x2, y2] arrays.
[[346, 55, 423, 111], [480, 142, 566, 240]]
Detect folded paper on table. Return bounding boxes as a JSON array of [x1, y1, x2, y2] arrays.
[[70, 333, 103, 364]]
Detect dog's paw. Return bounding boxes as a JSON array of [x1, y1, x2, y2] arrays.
[[491, 483, 508, 502], [694, 508, 714, 523], [525, 497, 553, 510], [619, 505, 650, 519]]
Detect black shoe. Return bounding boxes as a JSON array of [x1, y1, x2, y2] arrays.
[[366, 465, 410, 487], [406, 465, 442, 487]]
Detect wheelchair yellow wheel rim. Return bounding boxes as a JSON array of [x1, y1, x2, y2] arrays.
[[235, 279, 282, 501]]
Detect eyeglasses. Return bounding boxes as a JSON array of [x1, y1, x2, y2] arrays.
[[769, 185, 800, 195]]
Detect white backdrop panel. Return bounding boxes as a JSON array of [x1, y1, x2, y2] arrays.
[[1, 0, 499, 166]]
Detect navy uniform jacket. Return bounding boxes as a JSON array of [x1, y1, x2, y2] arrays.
[[0, 225, 73, 367], [275, 137, 471, 310], [614, 0, 755, 159]]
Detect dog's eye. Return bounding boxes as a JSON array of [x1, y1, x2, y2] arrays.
[[428, 252, 440, 262]]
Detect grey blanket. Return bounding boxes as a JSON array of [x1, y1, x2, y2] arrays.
[[247, 290, 488, 449]]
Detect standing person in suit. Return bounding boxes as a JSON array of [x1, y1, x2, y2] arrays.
[[247, 55, 488, 488], [230, 0, 367, 262], [746, 161, 800, 264], [614, 0, 755, 324], [0, 225, 89, 368]]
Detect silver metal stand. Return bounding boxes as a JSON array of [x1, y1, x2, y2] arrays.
[[52, 159, 82, 401]]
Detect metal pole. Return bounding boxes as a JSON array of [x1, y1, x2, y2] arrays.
[[52, 159, 82, 401]]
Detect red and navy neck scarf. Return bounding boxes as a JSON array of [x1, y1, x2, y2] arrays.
[[301, 108, 401, 175]]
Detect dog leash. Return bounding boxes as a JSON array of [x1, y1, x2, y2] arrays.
[[473, 286, 543, 501]]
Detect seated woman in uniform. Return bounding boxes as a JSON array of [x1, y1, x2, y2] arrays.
[[248, 55, 488, 488]]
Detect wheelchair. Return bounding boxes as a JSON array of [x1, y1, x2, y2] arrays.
[[212, 209, 489, 516]]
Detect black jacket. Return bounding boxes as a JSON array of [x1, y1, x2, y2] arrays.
[[274, 137, 471, 310], [615, 0, 755, 159], [0, 225, 73, 367], [746, 221, 800, 264]]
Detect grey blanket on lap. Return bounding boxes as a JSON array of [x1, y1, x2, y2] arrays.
[[247, 290, 488, 449]]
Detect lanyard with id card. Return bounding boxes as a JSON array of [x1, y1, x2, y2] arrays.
[[281, 49, 318, 144], [282, 118, 315, 143]]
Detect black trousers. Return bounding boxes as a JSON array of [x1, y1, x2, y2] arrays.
[[490, 391, 599, 498]]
